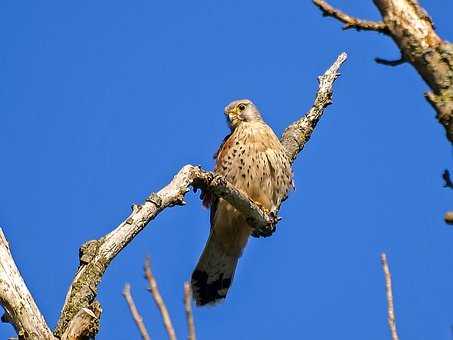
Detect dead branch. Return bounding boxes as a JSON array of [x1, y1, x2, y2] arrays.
[[381, 253, 399, 340], [61, 303, 101, 340], [122, 284, 151, 340], [281, 52, 347, 162], [313, 0, 387, 32], [0, 228, 55, 339], [54, 164, 278, 336], [0, 53, 346, 339], [183, 282, 196, 340], [144, 258, 176, 340], [314, 0, 453, 144]]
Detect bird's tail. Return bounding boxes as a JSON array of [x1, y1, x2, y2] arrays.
[[191, 233, 241, 306]]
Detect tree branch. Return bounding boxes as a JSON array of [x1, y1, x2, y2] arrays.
[[61, 303, 101, 340], [122, 284, 151, 340], [53, 165, 276, 336], [313, 0, 388, 32], [183, 282, 196, 340], [381, 253, 399, 340], [281, 52, 347, 162], [49, 52, 347, 337], [0, 228, 55, 339], [314, 0, 453, 144], [375, 55, 407, 67], [144, 258, 176, 340]]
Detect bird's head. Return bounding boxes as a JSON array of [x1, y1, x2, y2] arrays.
[[224, 99, 262, 130]]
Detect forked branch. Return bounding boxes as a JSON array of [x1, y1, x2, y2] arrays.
[[313, 0, 453, 144], [1, 53, 347, 339], [313, 0, 387, 32]]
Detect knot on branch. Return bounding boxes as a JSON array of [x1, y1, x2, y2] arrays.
[[79, 240, 100, 265], [146, 193, 163, 207]]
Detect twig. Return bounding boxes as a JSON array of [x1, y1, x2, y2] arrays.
[[443, 170, 453, 189], [315, 0, 453, 145], [281, 52, 348, 162], [54, 53, 347, 337], [313, 0, 388, 32], [375, 55, 407, 67], [122, 284, 151, 340], [381, 253, 399, 340], [183, 282, 196, 340], [0, 228, 55, 340], [144, 258, 177, 340]]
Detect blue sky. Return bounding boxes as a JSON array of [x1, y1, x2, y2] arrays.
[[1, 1, 453, 339]]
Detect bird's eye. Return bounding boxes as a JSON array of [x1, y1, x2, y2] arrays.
[[238, 104, 246, 111]]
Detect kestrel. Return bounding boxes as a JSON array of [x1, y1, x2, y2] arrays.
[[191, 99, 293, 306]]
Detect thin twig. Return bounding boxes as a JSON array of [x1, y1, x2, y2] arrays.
[[381, 253, 399, 340], [144, 258, 177, 340], [313, 0, 388, 32], [122, 284, 151, 340], [375, 55, 407, 67], [183, 282, 196, 340]]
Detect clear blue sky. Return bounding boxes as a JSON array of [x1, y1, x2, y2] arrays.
[[1, 1, 453, 339]]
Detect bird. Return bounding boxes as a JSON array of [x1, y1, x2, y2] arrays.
[[191, 99, 293, 306]]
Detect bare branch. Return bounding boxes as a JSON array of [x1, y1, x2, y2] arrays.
[[144, 258, 176, 340], [381, 253, 399, 340], [183, 282, 196, 340], [281, 52, 348, 162], [0, 228, 55, 340], [313, 0, 387, 32], [375, 55, 407, 67], [54, 165, 274, 336], [122, 284, 151, 340], [314, 0, 453, 144], [54, 53, 347, 337]]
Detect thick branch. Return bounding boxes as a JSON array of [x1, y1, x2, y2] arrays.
[[0, 228, 55, 340], [54, 165, 274, 336], [314, 0, 453, 144], [61, 303, 101, 340], [122, 284, 151, 340], [313, 0, 387, 32], [281, 52, 347, 162], [381, 253, 399, 340], [54, 53, 347, 337]]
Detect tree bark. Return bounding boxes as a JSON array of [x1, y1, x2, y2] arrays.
[[314, 0, 453, 144]]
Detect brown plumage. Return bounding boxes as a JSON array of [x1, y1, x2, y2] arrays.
[[191, 99, 293, 306]]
